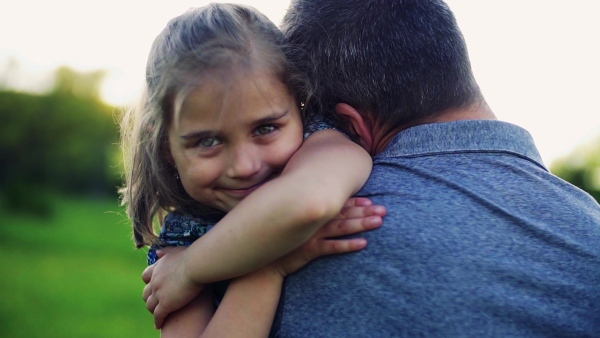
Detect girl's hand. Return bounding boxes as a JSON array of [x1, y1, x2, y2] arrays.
[[273, 197, 385, 277], [142, 246, 204, 329]]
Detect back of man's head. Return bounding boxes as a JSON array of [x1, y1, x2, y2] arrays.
[[282, 0, 482, 131]]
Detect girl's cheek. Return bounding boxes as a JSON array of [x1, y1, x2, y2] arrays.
[[277, 138, 303, 166]]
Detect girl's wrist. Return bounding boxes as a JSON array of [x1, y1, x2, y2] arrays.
[[247, 265, 285, 286], [181, 247, 202, 286]]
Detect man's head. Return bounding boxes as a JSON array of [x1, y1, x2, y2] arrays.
[[282, 0, 483, 138]]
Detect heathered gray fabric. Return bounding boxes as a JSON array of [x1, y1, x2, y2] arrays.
[[271, 120, 600, 338]]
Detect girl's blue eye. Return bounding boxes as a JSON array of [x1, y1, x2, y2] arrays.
[[198, 137, 221, 148], [254, 125, 276, 135]]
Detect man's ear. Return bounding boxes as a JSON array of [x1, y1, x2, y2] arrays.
[[335, 103, 373, 151]]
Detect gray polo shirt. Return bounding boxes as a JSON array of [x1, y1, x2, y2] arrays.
[[271, 120, 600, 337]]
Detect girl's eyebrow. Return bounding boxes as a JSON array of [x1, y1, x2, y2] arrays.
[[180, 110, 290, 140], [253, 110, 289, 126], [181, 130, 216, 140]]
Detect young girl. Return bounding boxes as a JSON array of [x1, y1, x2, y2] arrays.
[[120, 3, 385, 337]]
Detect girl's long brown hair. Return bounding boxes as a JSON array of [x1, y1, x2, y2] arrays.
[[119, 3, 311, 248]]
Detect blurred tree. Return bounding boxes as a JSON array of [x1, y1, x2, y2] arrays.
[[51, 66, 106, 101], [550, 136, 600, 202], [0, 67, 122, 216], [0, 57, 20, 90]]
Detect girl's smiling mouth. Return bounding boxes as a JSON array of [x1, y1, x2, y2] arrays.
[[221, 173, 279, 197]]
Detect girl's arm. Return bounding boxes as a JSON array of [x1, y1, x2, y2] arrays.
[[190, 129, 372, 280], [158, 270, 280, 338], [144, 130, 379, 325], [159, 288, 215, 338], [155, 200, 381, 336]]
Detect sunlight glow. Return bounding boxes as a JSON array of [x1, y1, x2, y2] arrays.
[[1, 0, 598, 165]]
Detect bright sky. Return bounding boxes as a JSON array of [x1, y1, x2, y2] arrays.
[[1, 0, 599, 166]]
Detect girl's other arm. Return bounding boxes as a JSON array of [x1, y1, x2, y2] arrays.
[[159, 288, 214, 338], [157, 273, 281, 338]]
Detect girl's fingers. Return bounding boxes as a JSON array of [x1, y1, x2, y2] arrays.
[[319, 238, 368, 255], [343, 197, 373, 208], [339, 205, 386, 220], [320, 215, 382, 238], [154, 306, 168, 329], [155, 245, 180, 258], [142, 284, 151, 302], [282, 201, 384, 274], [142, 265, 154, 284], [146, 294, 158, 314]]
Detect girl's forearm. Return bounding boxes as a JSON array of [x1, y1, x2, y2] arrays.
[[159, 270, 283, 338], [160, 288, 215, 338], [200, 269, 283, 337]]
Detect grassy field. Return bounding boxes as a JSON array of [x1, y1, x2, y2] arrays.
[[0, 195, 159, 337]]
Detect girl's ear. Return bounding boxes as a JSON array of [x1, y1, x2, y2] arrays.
[[334, 103, 373, 152]]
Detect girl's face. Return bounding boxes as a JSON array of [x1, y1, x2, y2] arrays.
[[168, 69, 303, 212]]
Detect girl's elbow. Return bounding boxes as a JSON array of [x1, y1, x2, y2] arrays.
[[294, 194, 342, 227]]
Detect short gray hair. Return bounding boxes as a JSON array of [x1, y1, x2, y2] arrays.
[[282, 0, 482, 131]]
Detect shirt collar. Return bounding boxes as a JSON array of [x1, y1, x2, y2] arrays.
[[377, 120, 545, 169]]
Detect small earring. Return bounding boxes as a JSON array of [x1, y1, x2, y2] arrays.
[[174, 172, 180, 180]]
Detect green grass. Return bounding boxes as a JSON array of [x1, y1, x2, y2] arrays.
[[0, 195, 158, 338]]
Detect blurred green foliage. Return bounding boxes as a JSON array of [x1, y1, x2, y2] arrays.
[[0, 66, 159, 337], [0, 66, 122, 216], [551, 138, 600, 202], [0, 195, 157, 338]]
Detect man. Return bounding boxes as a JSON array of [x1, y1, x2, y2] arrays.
[[271, 0, 600, 336]]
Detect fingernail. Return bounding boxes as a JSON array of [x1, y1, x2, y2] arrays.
[[354, 238, 367, 248], [368, 216, 382, 227], [373, 206, 386, 214]]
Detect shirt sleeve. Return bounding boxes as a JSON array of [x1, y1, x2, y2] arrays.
[[147, 211, 216, 265], [303, 113, 346, 140]]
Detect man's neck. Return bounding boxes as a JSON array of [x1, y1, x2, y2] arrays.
[[424, 100, 497, 124], [370, 100, 497, 155]]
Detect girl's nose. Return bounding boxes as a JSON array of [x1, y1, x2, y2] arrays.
[[226, 145, 261, 179]]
